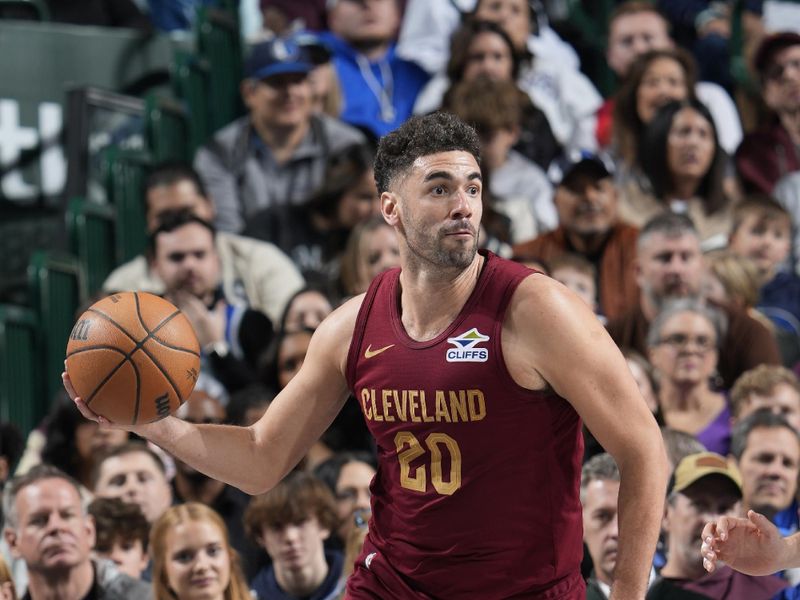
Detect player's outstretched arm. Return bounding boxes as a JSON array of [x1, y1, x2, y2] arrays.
[[701, 510, 800, 575], [64, 296, 361, 495], [505, 275, 670, 600]]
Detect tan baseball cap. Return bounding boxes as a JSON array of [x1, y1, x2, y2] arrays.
[[671, 452, 742, 496]]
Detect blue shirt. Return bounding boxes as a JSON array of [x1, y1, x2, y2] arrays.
[[319, 33, 429, 138]]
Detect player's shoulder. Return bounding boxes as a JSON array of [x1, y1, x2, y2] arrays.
[[315, 293, 365, 345], [508, 271, 596, 329]]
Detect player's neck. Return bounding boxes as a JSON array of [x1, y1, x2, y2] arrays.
[[398, 254, 484, 342]]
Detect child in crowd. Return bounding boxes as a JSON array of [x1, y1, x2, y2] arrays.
[[88, 497, 150, 580], [549, 253, 602, 321], [728, 198, 800, 351]]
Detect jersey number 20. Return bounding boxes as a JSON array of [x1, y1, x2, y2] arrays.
[[394, 431, 462, 495]]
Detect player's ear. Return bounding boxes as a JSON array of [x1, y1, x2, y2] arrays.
[[381, 191, 400, 226]]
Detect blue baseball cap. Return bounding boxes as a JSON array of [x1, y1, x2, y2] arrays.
[[244, 37, 314, 81], [548, 150, 615, 189]]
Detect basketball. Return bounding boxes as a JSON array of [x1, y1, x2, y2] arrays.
[[65, 292, 201, 425]]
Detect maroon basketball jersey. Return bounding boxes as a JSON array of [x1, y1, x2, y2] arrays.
[[344, 251, 585, 599]]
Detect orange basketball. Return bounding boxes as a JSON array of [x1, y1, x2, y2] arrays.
[[65, 292, 200, 425]]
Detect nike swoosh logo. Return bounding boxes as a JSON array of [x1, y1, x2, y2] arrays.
[[364, 344, 395, 359]]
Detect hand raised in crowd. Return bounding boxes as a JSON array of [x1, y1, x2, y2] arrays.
[[168, 291, 227, 350], [701, 510, 796, 575]]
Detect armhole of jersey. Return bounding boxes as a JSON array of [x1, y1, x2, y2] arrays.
[[494, 268, 541, 393], [345, 274, 385, 391]]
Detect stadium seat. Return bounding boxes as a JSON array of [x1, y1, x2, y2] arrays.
[[27, 250, 82, 404], [172, 50, 212, 156], [101, 146, 151, 264], [67, 197, 116, 298], [0, 0, 49, 21], [0, 304, 42, 432], [145, 92, 191, 163], [196, 6, 244, 133]]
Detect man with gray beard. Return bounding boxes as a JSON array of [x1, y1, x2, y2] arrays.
[[606, 213, 780, 388]]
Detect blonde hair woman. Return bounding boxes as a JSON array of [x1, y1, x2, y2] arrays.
[[150, 503, 251, 600]]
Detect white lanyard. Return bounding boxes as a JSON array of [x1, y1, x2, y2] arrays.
[[355, 53, 395, 123]]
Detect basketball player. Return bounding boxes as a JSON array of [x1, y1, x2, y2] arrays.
[[65, 113, 668, 599]]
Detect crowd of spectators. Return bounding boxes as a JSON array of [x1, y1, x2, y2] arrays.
[[5, 0, 800, 598]]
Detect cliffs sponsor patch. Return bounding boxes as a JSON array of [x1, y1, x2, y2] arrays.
[[446, 327, 489, 362]]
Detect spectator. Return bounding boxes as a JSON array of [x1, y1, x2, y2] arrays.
[[258, 0, 328, 34], [244, 472, 344, 600], [194, 34, 365, 233], [647, 452, 789, 598], [150, 503, 251, 600], [0, 555, 16, 600], [606, 212, 781, 388], [314, 452, 377, 550], [737, 32, 800, 195], [397, 0, 580, 76], [646, 299, 731, 455], [623, 348, 660, 415], [321, 0, 429, 138], [470, 0, 601, 154], [660, 427, 706, 470], [730, 411, 800, 523], [600, 1, 742, 154], [243, 142, 378, 289], [613, 48, 696, 177], [39, 395, 128, 490], [338, 217, 400, 299], [279, 287, 334, 334], [626, 99, 737, 250], [446, 75, 556, 243], [729, 198, 800, 338], [513, 155, 640, 320], [549, 253, 599, 315], [150, 211, 273, 396], [432, 19, 560, 170], [730, 364, 800, 432], [2, 465, 150, 600], [88, 498, 150, 580], [225, 384, 274, 428], [102, 161, 304, 326], [0, 425, 22, 492], [171, 390, 262, 579], [773, 171, 800, 273], [704, 250, 768, 324], [92, 442, 173, 524], [581, 453, 621, 600]]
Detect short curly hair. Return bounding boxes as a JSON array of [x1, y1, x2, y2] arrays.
[[374, 112, 481, 194], [89, 497, 150, 552]]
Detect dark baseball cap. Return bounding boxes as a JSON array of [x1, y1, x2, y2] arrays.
[[549, 151, 614, 189], [244, 36, 314, 82], [754, 31, 800, 78]]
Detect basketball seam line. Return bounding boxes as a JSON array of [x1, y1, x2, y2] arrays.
[[149, 333, 200, 357], [65, 346, 129, 359], [131, 357, 142, 425], [83, 299, 183, 411], [131, 292, 199, 356], [133, 292, 184, 412]]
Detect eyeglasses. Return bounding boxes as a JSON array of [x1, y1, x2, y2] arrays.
[[657, 333, 716, 352], [765, 57, 800, 81]]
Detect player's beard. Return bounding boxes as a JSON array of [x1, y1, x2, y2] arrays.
[[403, 218, 479, 270]]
